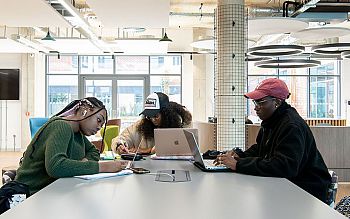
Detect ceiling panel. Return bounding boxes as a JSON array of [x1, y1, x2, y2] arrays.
[[0, 0, 71, 28], [0, 38, 37, 53], [109, 39, 168, 54], [86, 0, 170, 28], [36, 38, 102, 54]]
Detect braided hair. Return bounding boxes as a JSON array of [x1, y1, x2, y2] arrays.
[[137, 101, 192, 139], [28, 97, 107, 159]]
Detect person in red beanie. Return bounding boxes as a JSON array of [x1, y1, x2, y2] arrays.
[[215, 78, 332, 203]]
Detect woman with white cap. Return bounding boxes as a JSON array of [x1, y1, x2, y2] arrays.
[[112, 92, 192, 155]]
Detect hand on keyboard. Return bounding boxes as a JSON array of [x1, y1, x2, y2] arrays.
[[213, 152, 237, 171]]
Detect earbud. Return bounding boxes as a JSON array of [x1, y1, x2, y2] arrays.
[[82, 110, 87, 116]]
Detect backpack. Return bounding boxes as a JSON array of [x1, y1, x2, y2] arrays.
[[335, 196, 350, 218], [0, 181, 29, 215]]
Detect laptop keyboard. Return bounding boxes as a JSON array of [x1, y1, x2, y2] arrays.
[[203, 159, 224, 167]]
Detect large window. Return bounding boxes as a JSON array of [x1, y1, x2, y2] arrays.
[[248, 60, 340, 119], [80, 56, 113, 74], [46, 55, 182, 126], [47, 55, 79, 116]]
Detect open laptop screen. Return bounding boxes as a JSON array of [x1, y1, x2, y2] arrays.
[[154, 128, 198, 156]]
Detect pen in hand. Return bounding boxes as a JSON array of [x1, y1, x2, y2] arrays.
[[116, 141, 130, 154]]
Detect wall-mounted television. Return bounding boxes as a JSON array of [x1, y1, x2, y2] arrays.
[[0, 69, 20, 100]]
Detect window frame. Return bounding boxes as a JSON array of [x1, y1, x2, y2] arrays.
[[45, 54, 183, 117], [247, 60, 341, 118]]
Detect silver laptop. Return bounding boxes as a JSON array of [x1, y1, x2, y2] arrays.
[[154, 128, 198, 156], [183, 130, 230, 172]]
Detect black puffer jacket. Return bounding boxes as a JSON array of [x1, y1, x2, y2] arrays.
[[236, 102, 331, 202]]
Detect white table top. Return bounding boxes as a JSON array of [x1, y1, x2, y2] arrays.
[[1, 159, 345, 219]]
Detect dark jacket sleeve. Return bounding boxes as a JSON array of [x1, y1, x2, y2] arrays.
[[236, 123, 305, 178]]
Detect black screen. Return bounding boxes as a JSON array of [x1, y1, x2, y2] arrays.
[[0, 69, 20, 100]]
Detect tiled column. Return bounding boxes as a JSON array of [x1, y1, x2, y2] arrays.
[[215, 0, 246, 150]]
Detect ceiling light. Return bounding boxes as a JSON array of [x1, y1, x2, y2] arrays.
[[248, 18, 308, 38], [255, 59, 321, 68], [247, 45, 305, 57], [159, 29, 172, 42], [341, 51, 350, 59], [123, 27, 146, 33], [291, 27, 350, 41], [57, 0, 111, 53], [41, 29, 56, 41], [245, 56, 273, 62], [190, 37, 214, 50], [311, 43, 350, 55]]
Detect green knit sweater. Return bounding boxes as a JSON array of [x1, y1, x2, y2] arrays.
[[15, 117, 100, 195]]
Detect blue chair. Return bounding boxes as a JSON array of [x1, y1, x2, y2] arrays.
[[29, 117, 49, 139]]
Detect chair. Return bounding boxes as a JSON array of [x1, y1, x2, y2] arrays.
[[91, 140, 104, 153], [29, 117, 49, 139], [99, 125, 119, 151], [107, 118, 121, 127], [336, 196, 350, 217], [327, 170, 338, 208]]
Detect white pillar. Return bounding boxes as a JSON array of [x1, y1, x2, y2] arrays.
[[215, 0, 246, 150]]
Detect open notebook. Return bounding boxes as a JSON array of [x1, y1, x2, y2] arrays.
[[74, 169, 133, 180]]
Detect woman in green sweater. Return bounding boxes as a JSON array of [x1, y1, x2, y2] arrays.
[[15, 97, 128, 195]]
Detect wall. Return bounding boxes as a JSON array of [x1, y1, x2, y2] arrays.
[[192, 28, 215, 122], [339, 36, 350, 124], [0, 53, 46, 151], [34, 53, 46, 117], [22, 53, 46, 149], [0, 54, 22, 151]]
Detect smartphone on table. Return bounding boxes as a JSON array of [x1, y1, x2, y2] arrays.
[[121, 153, 143, 161], [129, 167, 150, 174]]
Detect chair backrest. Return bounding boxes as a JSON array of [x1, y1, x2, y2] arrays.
[[29, 117, 49, 139], [91, 140, 104, 153], [100, 125, 119, 151], [107, 118, 121, 127], [327, 170, 338, 208]]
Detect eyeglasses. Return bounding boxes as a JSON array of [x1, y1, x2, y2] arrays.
[[252, 98, 275, 107], [146, 114, 160, 120]]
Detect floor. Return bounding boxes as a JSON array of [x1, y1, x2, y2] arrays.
[[0, 151, 349, 203]]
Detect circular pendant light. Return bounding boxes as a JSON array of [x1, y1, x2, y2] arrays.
[[311, 43, 350, 55], [247, 45, 305, 57], [341, 50, 350, 59], [190, 37, 214, 50], [248, 18, 308, 38], [245, 56, 272, 62], [291, 27, 350, 41], [255, 59, 321, 68]]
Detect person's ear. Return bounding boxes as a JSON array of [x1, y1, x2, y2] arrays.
[[274, 99, 281, 108]]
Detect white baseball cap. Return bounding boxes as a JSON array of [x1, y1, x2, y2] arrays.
[[139, 92, 170, 117]]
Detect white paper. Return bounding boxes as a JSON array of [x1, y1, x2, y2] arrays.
[[74, 169, 133, 180]]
